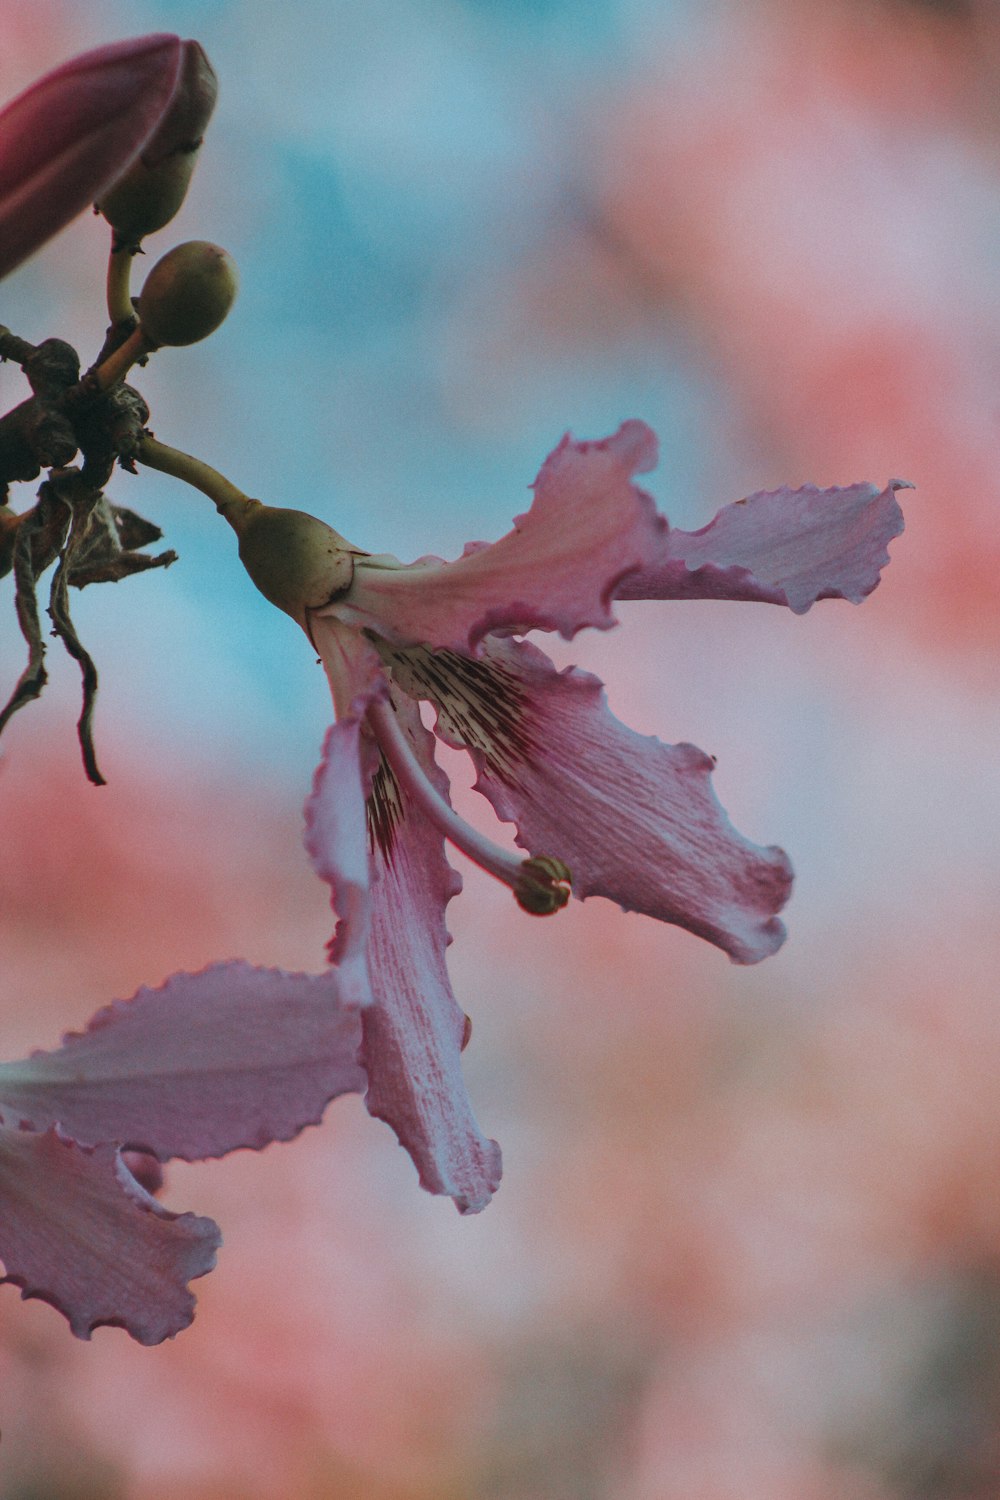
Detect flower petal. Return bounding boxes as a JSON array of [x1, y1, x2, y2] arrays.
[[0, 34, 183, 279], [0, 963, 365, 1161], [616, 480, 907, 613], [393, 638, 792, 965], [305, 720, 377, 1006], [0, 1123, 218, 1344], [336, 690, 505, 1212], [305, 622, 501, 1211], [304, 617, 387, 1006], [332, 421, 667, 652]]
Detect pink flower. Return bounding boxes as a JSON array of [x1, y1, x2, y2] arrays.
[[0, 34, 197, 279], [0, 963, 364, 1341], [234, 420, 905, 1214]]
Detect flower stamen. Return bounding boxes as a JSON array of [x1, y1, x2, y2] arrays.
[[515, 856, 572, 916], [367, 695, 571, 915]]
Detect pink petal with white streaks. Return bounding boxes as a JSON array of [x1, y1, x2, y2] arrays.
[[616, 479, 907, 613], [305, 616, 388, 1002], [331, 421, 667, 653], [0, 1123, 218, 1344], [419, 637, 792, 964], [0, 963, 364, 1161], [304, 719, 377, 1004], [0, 35, 182, 279], [362, 692, 501, 1213]]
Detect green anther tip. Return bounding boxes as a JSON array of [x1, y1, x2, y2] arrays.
[[515, 856, 572, 916]]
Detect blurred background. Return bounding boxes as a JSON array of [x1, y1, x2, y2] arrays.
[[2, 0, 1000, 1494]]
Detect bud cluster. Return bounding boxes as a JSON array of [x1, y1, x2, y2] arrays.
[[0, 35, 240, 783]]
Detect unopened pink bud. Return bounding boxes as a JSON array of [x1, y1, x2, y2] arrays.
[[0, 35, 184, 279], [140, 40, 217, 166], [97, 41, 218, 249]]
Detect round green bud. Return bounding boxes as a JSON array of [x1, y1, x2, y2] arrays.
[[236, 504, 356, 627], [136, 241, 238, 347]]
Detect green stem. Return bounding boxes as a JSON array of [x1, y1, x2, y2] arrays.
[[89, 325, 153, 391], [135, 434, 258, 532], [106, 245, 137, 329]]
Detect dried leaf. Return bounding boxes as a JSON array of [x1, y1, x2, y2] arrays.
[[65, 493, 175, 588]]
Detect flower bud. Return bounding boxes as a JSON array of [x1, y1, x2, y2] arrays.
[[139, 40, 217, 167], [98, 152, 200, 251], [136, 240, 238, 346], [236, 504, 356, 627], [0, 34, 183, 279], [96, 41, 217, 249]]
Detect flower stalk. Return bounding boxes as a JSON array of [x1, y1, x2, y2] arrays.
[[134, 433, 257, 531], [106, 244, 137, 329], [89, 324, 153, 390]]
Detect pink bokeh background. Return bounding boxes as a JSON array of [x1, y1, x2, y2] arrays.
[[2, 0, 1000, 1494]]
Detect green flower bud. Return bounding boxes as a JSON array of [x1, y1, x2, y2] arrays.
[[136, 240, 238, 346], [236, 503, 356, 628], [96, 41, 218, 250]]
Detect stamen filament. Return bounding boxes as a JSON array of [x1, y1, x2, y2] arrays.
[[367, 695, 525, 888], [366, 696, 571, 915]]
